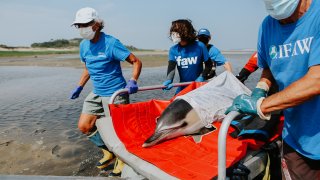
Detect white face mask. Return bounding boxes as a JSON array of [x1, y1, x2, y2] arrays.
[[263, 0, 300, 20], [79, 26, 96, 40], [171, 32, 181, 44]]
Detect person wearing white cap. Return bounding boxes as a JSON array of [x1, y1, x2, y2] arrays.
[[197, 28, 232, 79], [70, 7, 142, 177], [226, 0, 320, 179]]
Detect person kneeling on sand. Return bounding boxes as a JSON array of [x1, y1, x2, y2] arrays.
[[70, 7, 142, 177]]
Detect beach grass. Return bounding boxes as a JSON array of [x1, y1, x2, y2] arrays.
[[0, 50, 78, 57], [0, 50, 169, 68], [136, 54, 168, 67]]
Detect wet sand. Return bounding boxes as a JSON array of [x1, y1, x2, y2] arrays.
[[0, 66, 107, 177], [0, 138, 101, 176], [0, 51, 170, 177]]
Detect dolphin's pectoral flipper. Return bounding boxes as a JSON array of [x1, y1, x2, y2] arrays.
[[190, 126, 216, 143], [190, 126, 216, 136]]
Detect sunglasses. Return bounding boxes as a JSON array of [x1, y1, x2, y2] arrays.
[[197, 35, 209, 39], [74, 20, 95, 29]]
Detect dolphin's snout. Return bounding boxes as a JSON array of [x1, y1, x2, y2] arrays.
[[142, 132, 162, 148], [142, 99, 200, 148]]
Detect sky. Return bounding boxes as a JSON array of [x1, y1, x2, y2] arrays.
[[0, 0, 268, 51]]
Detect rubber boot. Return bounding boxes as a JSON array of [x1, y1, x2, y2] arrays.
[[96, 146, 114, 169], [87, 129, 114, 169], [108, 158, 125, 177]]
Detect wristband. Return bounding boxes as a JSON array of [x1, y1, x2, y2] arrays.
[[256, 97, 271, 120], [256, 81, 269, 92]]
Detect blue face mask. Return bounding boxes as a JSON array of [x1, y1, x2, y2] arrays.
[[263, 0, 300, 20]]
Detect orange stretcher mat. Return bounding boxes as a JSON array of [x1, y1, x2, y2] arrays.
[[108, 82, 282, 180]]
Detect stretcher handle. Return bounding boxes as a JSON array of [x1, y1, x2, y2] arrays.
[[218, 111, 241, 180], [109, 82, 192, 104]]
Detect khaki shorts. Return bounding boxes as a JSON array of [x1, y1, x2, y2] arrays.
[[82, 92, 129, 117]]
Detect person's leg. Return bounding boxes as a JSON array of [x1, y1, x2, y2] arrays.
[[88, 130, 114, 169], [101, 93, 129, 177], [78, 113, 98, 134], [79, 92, 114, 169], [101, 93, 129, 115], [108, 158, 125, 177], [283, 141, 320, 180]]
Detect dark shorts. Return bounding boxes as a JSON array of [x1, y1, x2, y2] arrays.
[[283, 141, 320, 180]]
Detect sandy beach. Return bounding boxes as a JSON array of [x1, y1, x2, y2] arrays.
[[0, 50, 169, 68]]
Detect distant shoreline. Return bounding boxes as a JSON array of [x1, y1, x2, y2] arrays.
[[0, 48, 254, 68], [0, 47, 255, 54], [0, 51, 169, 68]]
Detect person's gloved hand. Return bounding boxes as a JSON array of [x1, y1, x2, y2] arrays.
[[225, 82, 270, 120], [162, 79, 173, 90], [236, 68, 251, 84], [195, 76, 205, 82], [251, 84, 268, 99], [70, 86, 83, 99], [125, 79, 138, 94], [226, 163, 250, 179], [225, 94, 260, 114]]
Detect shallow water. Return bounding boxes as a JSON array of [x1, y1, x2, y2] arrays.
[[0, 53, 261, 176]]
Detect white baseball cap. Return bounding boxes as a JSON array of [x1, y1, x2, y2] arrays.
[[72, 7, 98, 25]]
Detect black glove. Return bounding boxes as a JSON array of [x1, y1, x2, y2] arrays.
[[226, 163, 250, 180], [236, 68, 251, 84]]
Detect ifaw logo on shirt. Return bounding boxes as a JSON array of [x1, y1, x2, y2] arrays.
[[97, 52, 106, 58], [175, 56, 198, 68], [269, 37, 313, 60]]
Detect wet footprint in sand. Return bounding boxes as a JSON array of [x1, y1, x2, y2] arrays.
[[33, 129, 46, 135], [52, 145, 61, 157], [0, 140, 14, 146]]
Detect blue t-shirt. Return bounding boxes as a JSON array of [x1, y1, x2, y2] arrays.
[[257, 0, 320, 160], [169, 41, 209, 82], [208, 44, 226, 66], [80, 32, 130, 97]]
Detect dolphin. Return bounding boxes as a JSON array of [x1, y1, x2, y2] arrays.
[[142, 99, 214, 148]]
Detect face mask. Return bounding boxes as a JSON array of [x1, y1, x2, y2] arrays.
[[171, 32, 181, 44], [263, 0, 299, 20], [79, 26, 95, 40]]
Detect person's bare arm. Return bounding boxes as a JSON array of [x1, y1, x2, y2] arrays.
[[223, 61, 233, 72], [78, 66, 90, 87], [261, 65, 320, 114], [259, 68, 274, 87], [125, 53, 142, 81]]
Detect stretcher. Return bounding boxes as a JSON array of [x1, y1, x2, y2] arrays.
[[96, 82, 283, 180]]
